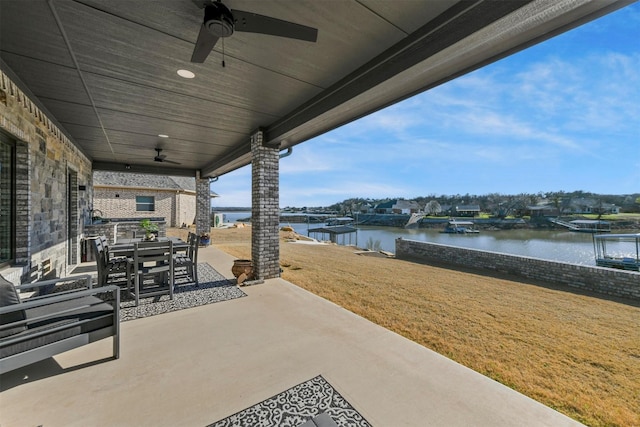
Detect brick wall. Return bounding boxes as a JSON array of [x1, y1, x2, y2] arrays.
[[251, 130, 280, 280], [1, 68, 92, 281], [396, 238, 640, 300], [177, 192, 196, 227], [195, 177, 210, 238], [93, 188, 195, 227]]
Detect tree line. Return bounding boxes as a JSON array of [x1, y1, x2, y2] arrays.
[[322, 191, 640, 217]]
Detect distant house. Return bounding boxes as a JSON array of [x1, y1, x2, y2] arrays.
[[568, 198, 620, 215], [527, 204, 558, 217], [374, 199, 421, 214], [92, 172, 218, 227], [454, 205, 480, 217]]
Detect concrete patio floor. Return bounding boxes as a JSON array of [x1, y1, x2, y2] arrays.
[[0, 245, 582, 426]]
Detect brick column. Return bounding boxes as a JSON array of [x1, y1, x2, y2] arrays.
[[195, 172, 211, 243], [251, 129, 280, 280]]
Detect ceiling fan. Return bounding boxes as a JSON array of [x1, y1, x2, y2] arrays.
[[154, 148, 181, 165], [190, 0, 318, 63]]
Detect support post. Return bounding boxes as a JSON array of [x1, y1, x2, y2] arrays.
[[251, 129, 280, 280], [195, 171, 211, 244]]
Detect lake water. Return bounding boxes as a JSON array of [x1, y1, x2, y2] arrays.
[[216, 211, 599, 265]]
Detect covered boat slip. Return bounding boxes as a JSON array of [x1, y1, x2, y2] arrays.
[[308, 225, 358, 246], [593, 233, 640, 271], [441, 220, 479, 234]]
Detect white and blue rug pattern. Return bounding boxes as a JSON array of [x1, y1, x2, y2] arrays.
[[209, 375, 371, 427], [120, 263, 246, 321]]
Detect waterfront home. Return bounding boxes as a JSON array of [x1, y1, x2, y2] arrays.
[[454, 204, 481, 217], [568, 197, 620, 215], [374, 199, 421, 214]]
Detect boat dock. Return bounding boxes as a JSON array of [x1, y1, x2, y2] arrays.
[[548, 218, 611, 232], [593, 233, 640, 271], [441, 219, 479, 234]]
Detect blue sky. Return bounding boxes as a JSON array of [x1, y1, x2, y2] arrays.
[[212, 3, 640, 208]]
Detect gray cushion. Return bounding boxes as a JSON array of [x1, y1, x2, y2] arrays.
[[0, 295, 114, 358], [0, 275, 27, 338]]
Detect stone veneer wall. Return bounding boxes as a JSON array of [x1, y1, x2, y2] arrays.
[[395, 238, 640, 300], [0, 68, 92, 282], [251, 130, 280, 280]]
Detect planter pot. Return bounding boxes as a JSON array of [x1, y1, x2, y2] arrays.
[[232, 259, 253, 285]]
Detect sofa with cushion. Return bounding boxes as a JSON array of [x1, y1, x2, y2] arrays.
[[0, 274, 120, 374]]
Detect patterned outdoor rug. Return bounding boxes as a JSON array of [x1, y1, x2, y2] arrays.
[[208, 375, 371, 427], [120, 263, 246, 321]]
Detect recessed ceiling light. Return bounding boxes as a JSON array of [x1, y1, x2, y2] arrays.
[[177, 69, 195, 79], [158, 134, 169, 138]]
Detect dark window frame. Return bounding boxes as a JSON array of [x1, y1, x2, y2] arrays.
[[0, 133, 16, 267], [136, 195, 155, 212]]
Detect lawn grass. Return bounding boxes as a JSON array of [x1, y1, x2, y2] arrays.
[[180, 227, 640, 426]]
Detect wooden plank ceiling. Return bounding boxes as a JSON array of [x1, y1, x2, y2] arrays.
[[0, 0, 632, 177]]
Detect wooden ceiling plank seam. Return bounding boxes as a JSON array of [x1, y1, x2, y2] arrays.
[[72, 0, 195, 45], [354, 0, 410, 36], [47, 0, 118, 159]]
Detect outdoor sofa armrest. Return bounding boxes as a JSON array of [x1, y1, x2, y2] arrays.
[[0, 281, 120, 374], [15, 274, 93, 299]]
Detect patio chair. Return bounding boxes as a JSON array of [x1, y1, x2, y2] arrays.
[[133, 240, 174, 306], [0, 274, 120, 374], [92, 235, 133, 290], [174, 232, 198, 284]]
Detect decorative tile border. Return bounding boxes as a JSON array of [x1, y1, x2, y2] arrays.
[[209, 375, 371, 427]]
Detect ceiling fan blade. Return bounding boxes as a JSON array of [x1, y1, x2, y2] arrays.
[[191, 23, 220, 63], [162, 159, 182, 165], [231, 10, 317, 42]]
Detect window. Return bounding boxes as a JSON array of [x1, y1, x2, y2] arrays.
[[136, 196, 155, 212], [0, 133, 15, 266]]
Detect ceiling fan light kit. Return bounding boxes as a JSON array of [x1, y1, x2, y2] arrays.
[[204, 3, 234, 38]]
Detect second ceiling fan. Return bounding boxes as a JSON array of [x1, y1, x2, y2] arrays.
[[154, 148, 181, 165], [190, 0, 318, 63]]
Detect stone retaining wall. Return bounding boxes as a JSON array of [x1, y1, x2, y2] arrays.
[[395, 238, 640, 300]]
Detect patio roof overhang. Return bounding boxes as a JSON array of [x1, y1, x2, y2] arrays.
[[0, 0, 633, 178]]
